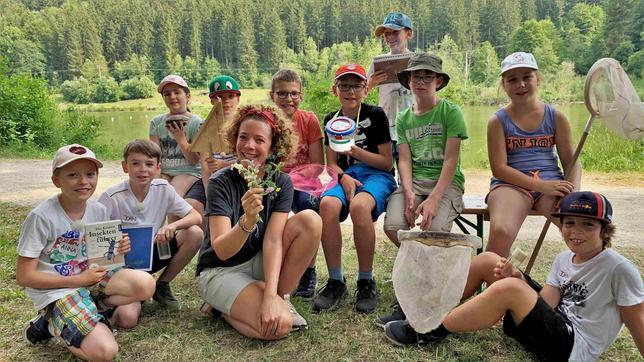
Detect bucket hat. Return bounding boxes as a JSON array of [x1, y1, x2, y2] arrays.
[[397, 53, 450, 90]]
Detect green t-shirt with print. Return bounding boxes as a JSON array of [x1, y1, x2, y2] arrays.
[[396, 99, 468, 190]]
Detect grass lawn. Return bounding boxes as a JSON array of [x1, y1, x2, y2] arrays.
[[1, 201, 641, 361]]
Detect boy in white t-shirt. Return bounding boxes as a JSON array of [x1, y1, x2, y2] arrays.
[[98, 139, 203, 312], [384, 192, 644, 361], [18, 144, 155, 361]]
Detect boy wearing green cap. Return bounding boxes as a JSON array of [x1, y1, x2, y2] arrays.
[[367, 12, 415, 161], [377, 52, 468, 326]]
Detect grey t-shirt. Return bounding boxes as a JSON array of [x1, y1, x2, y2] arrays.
[[196, 168, 293, 274]]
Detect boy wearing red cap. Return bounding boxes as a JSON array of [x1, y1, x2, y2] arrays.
[[384, 191, 644, 361], [18, 144, 155, 360], [313, 64, 396, 314]]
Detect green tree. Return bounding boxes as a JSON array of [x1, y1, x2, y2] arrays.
[[235, 3, 258, 86], [0, 26, 45, 76], [470, 42, 500, 86], [255, 2, 287, 71], [626, 49, 644, 78], [113, 54, 152, 82], [604, 0, 638, 54], [93, 76, 120, 103], [509, 19, 561, 71]]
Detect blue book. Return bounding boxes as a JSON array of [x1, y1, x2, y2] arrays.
[[122, 225, 154, 271]]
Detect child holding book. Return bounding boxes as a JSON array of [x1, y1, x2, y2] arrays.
[[384, 192, 643, 361], [313, 64, 396, 314], [269, 68, 324, 299], [367, 11, 415, 161], [377, 52, 468, 327], [196, 104, 321, 340], [98, 139, 203, 311], [18, 144, 155, 360], [149, 74, 203, 197]]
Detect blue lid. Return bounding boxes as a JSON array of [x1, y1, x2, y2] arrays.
[[325, 116, 357, 136]]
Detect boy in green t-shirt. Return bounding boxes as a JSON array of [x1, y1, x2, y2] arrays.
[[378, 52, 468, 326]]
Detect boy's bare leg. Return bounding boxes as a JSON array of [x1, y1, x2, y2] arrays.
[[103, 269, 155, 306], [319, 197, 344, 270], [277, 210, 321, 294], [461, 252, 503, 299], [443, 277, 539, 332], [169, 174, 198, 198], [158, 225, 203, 283], [486, 187, 532, 257], [111, 302, 142, 329], [349, 193, 377, 273], [68, 323, 118, 361]]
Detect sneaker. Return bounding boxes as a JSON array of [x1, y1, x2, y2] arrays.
[[384, 320, 449, 346], [312, 278, 347, 313], [293, 268, 317, 300], [354, 278, 378, 314], [24, 315, 52, 345], [375, 301, 406, 328], [284, 294, 308, 331], [153, 282, 180, 310]]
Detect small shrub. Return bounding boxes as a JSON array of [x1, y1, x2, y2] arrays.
[[94, 76, 120, 103], [121, 76, 156, 100]]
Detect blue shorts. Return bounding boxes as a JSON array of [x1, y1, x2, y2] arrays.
[[322, 163, 396, 222]]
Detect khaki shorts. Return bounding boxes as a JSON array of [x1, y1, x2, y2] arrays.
[[383, 179, 464, 232], [197, 252, 264, 315]]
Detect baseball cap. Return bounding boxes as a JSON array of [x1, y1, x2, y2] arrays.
[[552, 191, 613, 224], [397, 53, 450, 91], [52, 144, 103, 173], [335, 64, 367, 80], [208, 75, 241, 98], [374, 12, 413, 37], [500, 52, 539, 75], [157, 74, 190, 93]]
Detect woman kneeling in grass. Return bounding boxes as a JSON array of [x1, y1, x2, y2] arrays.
[[196, 104, 321, 340]]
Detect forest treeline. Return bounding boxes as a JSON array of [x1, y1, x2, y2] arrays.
[[1, 0, 642, 89]]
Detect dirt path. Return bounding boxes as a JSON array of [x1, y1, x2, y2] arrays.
[[1, 159, 642, 249]]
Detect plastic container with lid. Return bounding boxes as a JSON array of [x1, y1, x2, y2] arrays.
[[325, 116, 357, 153]]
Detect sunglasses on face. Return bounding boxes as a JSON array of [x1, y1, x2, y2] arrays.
[[275, 91, 301, 99]]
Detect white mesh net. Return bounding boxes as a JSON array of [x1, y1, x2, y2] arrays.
[[393, 231, 481, 333], [584, 58, 644, 140]]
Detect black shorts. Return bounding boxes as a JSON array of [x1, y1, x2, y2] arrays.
[[149, 237, 179, 274], [503, 296, 574, 361], [185, 179, 206, 206]]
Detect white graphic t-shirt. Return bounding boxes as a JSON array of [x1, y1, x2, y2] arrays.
[[17, 196, 109, 310], [546, 249, 644, 361], [98, 179, 192, 234]]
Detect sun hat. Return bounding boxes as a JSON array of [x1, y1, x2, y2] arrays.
[[551, 191, 613, 224], [397, 53, 450, 90], [157, 74, 190, 93], [334, 64, 367, 80], [52, 144, 103, 173], [374, 12, 413, 37], [208, 75, 241, 98], [500, 52, 539, 75]]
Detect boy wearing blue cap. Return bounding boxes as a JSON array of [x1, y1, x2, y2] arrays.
[[384, 191, 644, 361], [367, 12, 415, 161]]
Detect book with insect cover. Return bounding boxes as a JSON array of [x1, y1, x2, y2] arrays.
[[84, 220, 125, 270]]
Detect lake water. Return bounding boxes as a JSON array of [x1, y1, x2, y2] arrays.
[[92, 103, 602, 168]]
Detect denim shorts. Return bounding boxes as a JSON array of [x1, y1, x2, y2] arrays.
[[322, 163, 397, 222]]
